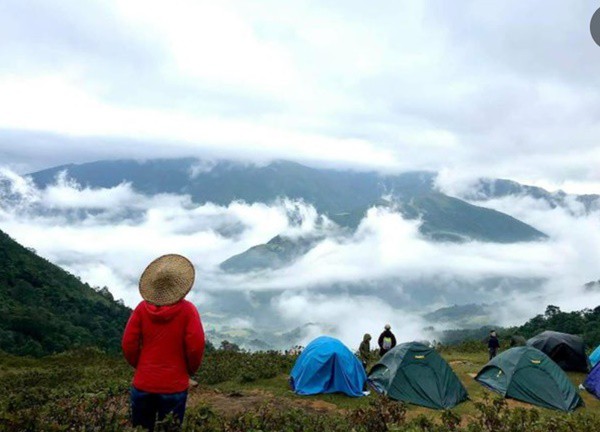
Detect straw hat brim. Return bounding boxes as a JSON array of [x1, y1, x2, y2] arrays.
[[139, 254, 195, 306]]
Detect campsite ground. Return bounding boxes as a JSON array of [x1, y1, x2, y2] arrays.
[[195, 350, 600, 421], [2, 348, 600, 431]]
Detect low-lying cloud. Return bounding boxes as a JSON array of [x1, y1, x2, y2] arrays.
[[1, 167, 599, 349]]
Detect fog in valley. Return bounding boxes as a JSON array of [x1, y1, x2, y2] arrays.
[[1, 166, 599, 349]]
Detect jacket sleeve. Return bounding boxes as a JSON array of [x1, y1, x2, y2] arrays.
[[122, 304, 143, 368], [391, 333, 397, 347], [185, 304, 205, 376], [377, 333, 384, 348]]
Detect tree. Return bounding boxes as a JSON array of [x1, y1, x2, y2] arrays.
[[220, 340, 241, 352], [545, 305, 561, 318], [205, 339, 216, 353]]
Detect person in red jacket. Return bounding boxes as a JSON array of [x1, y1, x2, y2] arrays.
[[122, 254, 205, 431]]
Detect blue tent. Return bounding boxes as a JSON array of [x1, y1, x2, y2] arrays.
[[290, 336, 366, 397], [584, 361, 600, 399], [590, 345, 600, 368]]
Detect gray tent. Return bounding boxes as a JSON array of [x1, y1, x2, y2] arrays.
[[527, 331, 589, 372]]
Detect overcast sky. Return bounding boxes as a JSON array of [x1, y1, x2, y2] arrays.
[[1, 1, 599, 192]]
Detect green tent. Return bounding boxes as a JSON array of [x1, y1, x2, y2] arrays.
[[475, 346, 583, 412], [368, 342, 468, 409]]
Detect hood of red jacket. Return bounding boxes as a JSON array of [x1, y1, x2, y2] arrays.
[[144, 300, 184, 322]]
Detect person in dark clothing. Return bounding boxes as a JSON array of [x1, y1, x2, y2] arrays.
[[488, 330, 500, 360], [378, 324, 397, 357]]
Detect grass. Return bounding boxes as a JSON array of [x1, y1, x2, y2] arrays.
[[3, 347, 600, 431], [213, 376, 373, 410]]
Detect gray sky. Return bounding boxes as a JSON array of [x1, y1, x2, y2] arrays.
[[0, 0, 599, 193]]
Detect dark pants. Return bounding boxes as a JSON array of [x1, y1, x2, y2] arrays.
[[489, 348, 498, 360], [131, 387, 188, 431]]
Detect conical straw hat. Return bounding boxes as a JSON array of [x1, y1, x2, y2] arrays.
[[139, 254, 195, 306]]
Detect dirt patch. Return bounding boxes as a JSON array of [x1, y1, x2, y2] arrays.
[[294, 398, 338, 413], [187, 388, 275, 417], [187, 387, 340, 417]]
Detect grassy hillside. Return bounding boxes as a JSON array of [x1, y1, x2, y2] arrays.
[[220, 234, 323, 273], [2, 347, 600, 431], [0, 229, 131, 356]]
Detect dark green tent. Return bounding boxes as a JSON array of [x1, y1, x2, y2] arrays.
[[475, 346, 583, 412], [368, 342, 468, 409]]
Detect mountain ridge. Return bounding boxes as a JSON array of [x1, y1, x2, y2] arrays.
[[26, 158, 547, 244], [460, 178, 599, 214]]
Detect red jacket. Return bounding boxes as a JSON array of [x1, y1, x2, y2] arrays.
[[122, 299, 205, 393]]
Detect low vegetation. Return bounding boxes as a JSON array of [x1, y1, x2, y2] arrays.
[[3, 346, 600, 431]]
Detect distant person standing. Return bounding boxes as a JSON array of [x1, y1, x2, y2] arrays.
[[359, 333, 372, 370], [488, 330, 500, 360], [122, 254, 205, 431], [378, 324, 397, 357]]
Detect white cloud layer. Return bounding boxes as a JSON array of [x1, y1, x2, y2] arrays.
[[273, 292, 428, 347], [1, 168, 600, 347]]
